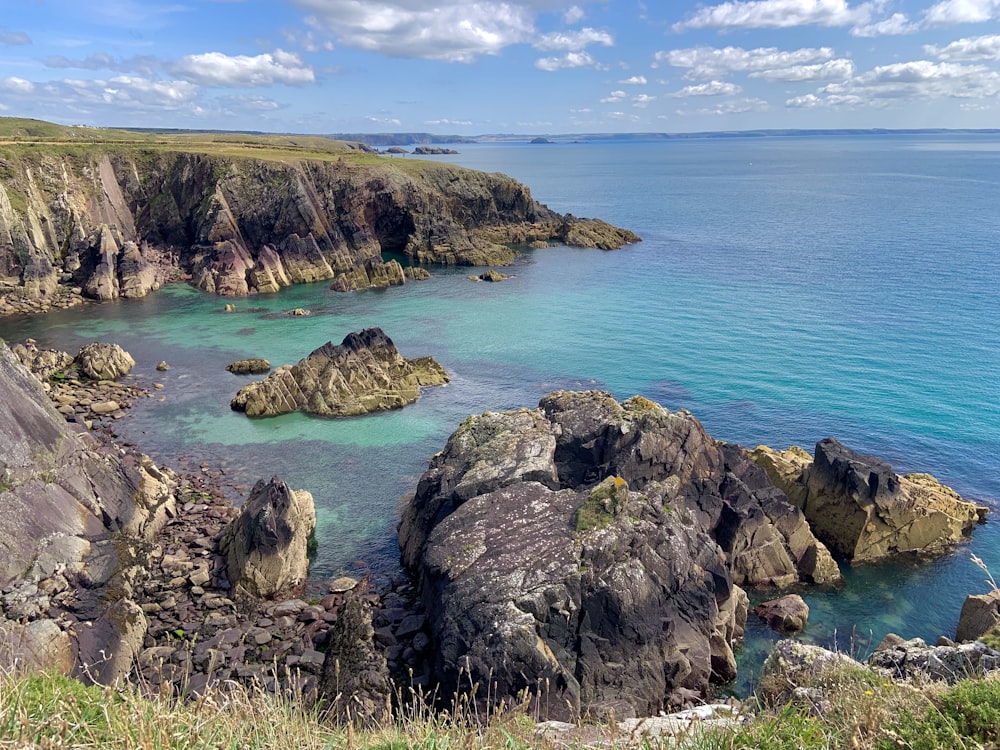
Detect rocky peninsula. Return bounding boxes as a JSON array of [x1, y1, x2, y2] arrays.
[[0, 119, 639, 313]]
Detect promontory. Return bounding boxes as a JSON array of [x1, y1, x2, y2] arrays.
[[0, 118, 638, 310]]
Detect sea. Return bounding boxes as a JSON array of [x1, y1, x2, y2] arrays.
[[2, 133, 998, 691]]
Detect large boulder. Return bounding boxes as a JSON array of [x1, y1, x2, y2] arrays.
[[753, 438, 987, 563], [219, 477, 316, 600], [230, 327, 448, 417], [399, 390, 838, 719], [956, 589, 1000, 643], [754, 594, 810, 633], [76, 342, 135, 381]]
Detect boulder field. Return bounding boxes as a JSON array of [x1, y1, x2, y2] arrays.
[[0, 145, 638, 311]]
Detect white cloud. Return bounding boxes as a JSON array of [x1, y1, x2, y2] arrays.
[[171, 50, 314, 86], [38, 76, 201, 110], [426, 118, 473, 125], [672, 0, 877, 31], [535, 51, 597, 71], [785, 92, 865, 106], [600, 89, 627, 102], [535, 27, 613, 51], [806, 59, 1000, 105], [282, 29, 336, 53], [927, 34, 1000, 60], [1, 77, 36, 94], [851, 12, 917, 36], [293, 0, 534, 62], [563, 5, 585, 24], [924, 0, 1000, 26], [750, 59, 855, 81], [632, 93, 656, 107], [655, 45, 836, 80], [670, 80, 743, 96], [219, 94, 282, 111], [619, 75, 647, 84]]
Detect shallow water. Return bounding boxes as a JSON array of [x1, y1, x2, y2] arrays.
[[4, 133, 999, 691]]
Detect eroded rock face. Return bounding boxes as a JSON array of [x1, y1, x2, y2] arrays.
[[0, 148, 639, 306], [219, 477, 316, 601], [957, 590, 1000, 643], [399, 390, 838, 719], [230, 327, 448, 418], [752, 438, 987, 563], [76, 342, 135, 381]]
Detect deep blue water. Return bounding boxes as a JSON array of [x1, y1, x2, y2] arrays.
[[3, 134, 999, 690]]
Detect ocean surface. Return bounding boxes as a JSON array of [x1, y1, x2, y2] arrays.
[[3, 133, 999, 691]]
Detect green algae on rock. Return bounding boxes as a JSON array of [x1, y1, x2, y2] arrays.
[[230, 327, 448, 418]]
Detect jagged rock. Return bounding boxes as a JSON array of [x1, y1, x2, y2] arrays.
[[404, 266, 431, 280], [754, 595, 810, 633], [0, 145, 638, 303], [226, 358, 271, 375], [754, 438, 987, 563], [0, 619, 73, 675], [473, 269, 510, 282], [76, 342, 135, 381], [956, 590, 1000, 643], [231, 327, 449, 418], [758, 639, 863, 707], [399, 390, 837, 719], [219, 477, 316, 601], [869, 635, 1000, 683], [9, 340, 74, 380], [318, 592, 391, 726]]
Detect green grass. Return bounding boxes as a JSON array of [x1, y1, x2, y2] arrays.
[[573, 476, 628, 533]]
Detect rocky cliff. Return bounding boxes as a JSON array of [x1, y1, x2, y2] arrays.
[[0, 139, 638, 307]]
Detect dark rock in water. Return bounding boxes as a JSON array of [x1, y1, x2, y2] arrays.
[[752, 438, 987, 563], [754, 595, 809, 633], [230, 327, 448, 418], [399, 390, 838, 719], [226, 358, 271, 375], [219, 477, 316, 601], [318, 591, 391, 726]]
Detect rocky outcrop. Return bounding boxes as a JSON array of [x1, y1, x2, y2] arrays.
[[869, 634, 1000, 683], [0, 340, 175, 683], [226, 358, 271, 375], [0, 142, 638, 307], [76, 342, 135, 381], [231, 327, 448, 418], [398, 390, 840, 719], [957, 590, 1000, 643], [219, 477, 316, 601], [751, 439, 987, 563]]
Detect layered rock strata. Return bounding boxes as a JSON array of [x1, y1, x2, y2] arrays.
[[751, 438, 987, 563], [231, 327, 448, 418], [398, 390, 840, 719], [0, 145, 638, 308]]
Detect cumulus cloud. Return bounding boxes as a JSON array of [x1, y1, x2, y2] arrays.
[[619, 75, 647, 84], [38, 76, 200, 110], [750, 59, 855, 80], [927, 34, 1000, 60], [563, 5, 585, 24], [171, 50, 314, 86], [426, 118, 473, 125], [924, 0, 1000, 26], [534, 27, 613, 51], [218, 94, 282, 111], [655, 45, 837, 80], [535, 50, 597, 71], [800, 59, 1000, 105], [672, 0, 877, 31], [292, 0, 534, 62], [1, 77, 35, 94], [0, 29, 31, 46], [632, 93, 656, 107], [670, 80, 743, 96], [600, 89, 627, 102], [851, 12, 917, 36]]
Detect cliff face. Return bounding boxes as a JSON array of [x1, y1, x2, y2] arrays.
[[0, 148, 638, 303]]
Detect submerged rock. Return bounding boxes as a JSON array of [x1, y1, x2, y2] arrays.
[[752, 438, 987, 563], [230, 327, 448, 418], [399, 390, 839, 719]]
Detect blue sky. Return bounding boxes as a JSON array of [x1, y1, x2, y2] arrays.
[[2, 0, 1000, 134]]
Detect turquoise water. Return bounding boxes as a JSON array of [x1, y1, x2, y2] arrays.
[[3, 134, 999, 688]]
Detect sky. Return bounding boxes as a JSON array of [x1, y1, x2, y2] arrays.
[[2, 0, 1000, 135]]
